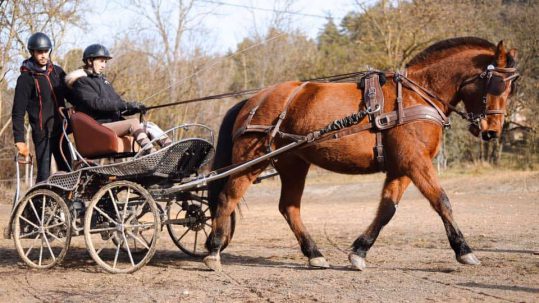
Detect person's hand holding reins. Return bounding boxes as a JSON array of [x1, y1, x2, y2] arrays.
[[15, 142, 29, 158], [123, 101, 147, 115]]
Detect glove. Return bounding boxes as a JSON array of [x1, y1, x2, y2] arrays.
[[124, 101, 147, 115], [15, 142, 29, 158]]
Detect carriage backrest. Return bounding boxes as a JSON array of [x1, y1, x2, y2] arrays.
[[70, 111, 135, 159]]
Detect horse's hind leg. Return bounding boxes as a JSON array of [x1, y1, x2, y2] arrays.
[[407, 160, 480, 265], [274, 155, 329, 268], [350, 174, 411, 270]]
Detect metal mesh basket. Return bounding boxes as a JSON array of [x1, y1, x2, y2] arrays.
[[42, 139, 214, 190], [44, 171, 82, 191], [87, 138, 214, 178]]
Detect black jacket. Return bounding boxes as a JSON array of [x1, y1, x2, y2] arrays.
[[66, 69, 128, 123], [12, 59, 69, 142]]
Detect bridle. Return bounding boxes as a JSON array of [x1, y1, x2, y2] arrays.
[[458, 64, 520, 126], [397, 64, 519, 131]]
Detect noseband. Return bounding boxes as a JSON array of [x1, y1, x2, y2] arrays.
[[459, 64, 520, 125]]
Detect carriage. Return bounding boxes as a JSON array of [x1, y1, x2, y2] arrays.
[[3, 110, 239, 274]]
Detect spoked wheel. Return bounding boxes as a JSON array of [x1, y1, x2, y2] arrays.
[[84, 181, 160, 274], [12, 189, 71, 269], [166, 191, 235, 257]]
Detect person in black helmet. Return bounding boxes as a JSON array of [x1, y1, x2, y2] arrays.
[[66, 44, 170, 153], [12, 32, 72, 182]]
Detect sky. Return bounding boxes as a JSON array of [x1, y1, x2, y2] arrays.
[[63, 0, 361, 54]]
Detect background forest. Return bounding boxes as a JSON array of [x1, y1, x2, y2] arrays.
[[0, 0, 537, 185]]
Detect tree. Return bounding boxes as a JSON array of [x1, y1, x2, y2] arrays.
[[0, 0, 84, 182], [123, 0, 221, 126], [0, 0, 84, 157], [315, 18, 357, 75]]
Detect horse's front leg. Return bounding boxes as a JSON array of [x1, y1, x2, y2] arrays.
[[407, 160, 480, 265], [350, 174, 411, 270], [204, 164, 265, 271]]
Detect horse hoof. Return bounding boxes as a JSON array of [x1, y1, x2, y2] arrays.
[[203, 255, 222, 272], [309, 257, 330, 268], [457, 253, 481, 265], [348, 253, 366, 271]]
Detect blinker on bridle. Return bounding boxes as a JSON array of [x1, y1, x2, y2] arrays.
[[458, 64, 520, 126]]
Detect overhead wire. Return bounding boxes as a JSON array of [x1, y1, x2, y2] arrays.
[[197, 0, 329, 19]]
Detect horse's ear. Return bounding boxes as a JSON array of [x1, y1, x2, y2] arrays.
[[495, 40, 507, 67]]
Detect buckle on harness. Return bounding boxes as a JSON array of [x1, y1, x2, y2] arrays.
[[374, 114, 392, 129]]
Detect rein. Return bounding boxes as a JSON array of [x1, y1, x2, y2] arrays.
[[144, 71, 372, 111]]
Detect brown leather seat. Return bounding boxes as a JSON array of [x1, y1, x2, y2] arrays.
[[70, 111, 136, 159]]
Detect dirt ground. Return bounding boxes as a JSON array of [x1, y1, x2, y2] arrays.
[[0, 169, 538, 302]]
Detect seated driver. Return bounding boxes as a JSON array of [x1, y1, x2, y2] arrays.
[[65, 44, 170, 153]]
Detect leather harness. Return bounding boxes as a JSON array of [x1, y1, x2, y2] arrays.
[[231, 66, 518, 172]]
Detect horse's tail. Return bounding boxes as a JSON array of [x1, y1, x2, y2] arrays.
[[207, 99, 248, 212]]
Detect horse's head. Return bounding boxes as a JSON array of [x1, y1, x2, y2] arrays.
[[458, 41, 519, 141]]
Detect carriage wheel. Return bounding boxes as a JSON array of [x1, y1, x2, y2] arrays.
[[110, 202, 163, 255], [166, 191, 236, 257], [84, 181, 160, 274], [12, 189, 71, 269]]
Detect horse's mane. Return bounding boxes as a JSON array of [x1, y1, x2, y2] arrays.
[[406, 37, 496, 68]]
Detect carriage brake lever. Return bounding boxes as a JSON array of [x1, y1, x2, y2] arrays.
[[4, 154, 33, 239]]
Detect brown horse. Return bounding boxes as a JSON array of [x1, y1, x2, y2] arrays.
[[204, 37, 519, 271]]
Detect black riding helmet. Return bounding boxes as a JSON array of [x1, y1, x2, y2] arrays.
[[83, 44, 112, 62], [27, 32, 52, 51]]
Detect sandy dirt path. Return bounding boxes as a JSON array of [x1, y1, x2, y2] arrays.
[[0, 170, 538, 302]]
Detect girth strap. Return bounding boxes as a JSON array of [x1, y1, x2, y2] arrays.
[[396, 76, 404, 124], [363, 73, 386, 171]]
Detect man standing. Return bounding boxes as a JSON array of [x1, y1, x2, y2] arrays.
[[12, 32, 71, 182]]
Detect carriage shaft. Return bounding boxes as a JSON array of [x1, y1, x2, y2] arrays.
[[158, 141, 304, 195]]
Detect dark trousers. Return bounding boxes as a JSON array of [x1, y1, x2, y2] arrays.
[[33, 133, 71, 182]]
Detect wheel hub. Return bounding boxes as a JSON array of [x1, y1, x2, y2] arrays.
[[117, 224, 125, 233], [185, 205, 206, 231]]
